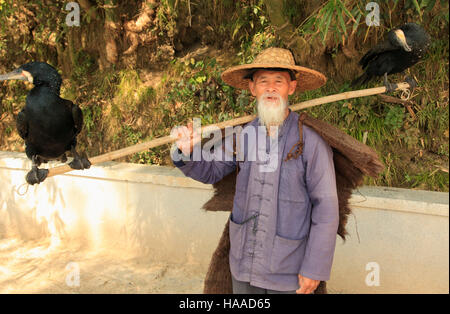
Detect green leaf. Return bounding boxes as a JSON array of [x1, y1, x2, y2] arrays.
[[315, 4, 331, 31], [322, 7, 334, 43], [384, 106, 405, 130], [337, 0, 354, 21], [232, 22, 242, 40], [338, 9, 347, 37], [411, 0, 423, 20], [425, 0, 436, 12], [352, 13, 362, 34]]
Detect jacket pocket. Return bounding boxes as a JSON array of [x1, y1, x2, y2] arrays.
[[270, 234, 307, 274], [229, 215, 246, 259]]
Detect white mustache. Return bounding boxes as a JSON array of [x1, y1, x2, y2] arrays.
[[261, 92, 282, 102]]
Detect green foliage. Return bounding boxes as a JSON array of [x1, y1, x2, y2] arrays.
[[71, 51, 96, 81], [82, 103, 102, 137], [229, 0, 267, 41], [404, 169, 449, 191], [237, 27, 278, 65], [404, 0, 437, 21], [297, 0, 364, 45], [0, 0, 448, 191], [158, 57, 253, 128], [384, 106, 405, 130], [296, 0, 447, 46], [156, 0, 178, 37], [114, 70, 155, 110], [0, 0, 13, 16], [4, 125, 12, 136]]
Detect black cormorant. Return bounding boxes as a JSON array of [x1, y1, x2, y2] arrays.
[[0, 62, 91, 184], [352, 23, 431, 91]]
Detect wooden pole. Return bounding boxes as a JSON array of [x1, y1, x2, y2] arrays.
[[46, 82, 411, 178]]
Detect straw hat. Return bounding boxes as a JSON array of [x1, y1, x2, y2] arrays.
[[221, 47, 327, 92]]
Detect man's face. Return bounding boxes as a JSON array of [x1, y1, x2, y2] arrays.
[[248, 70, 297, 105], [249, 70, 297, 127]]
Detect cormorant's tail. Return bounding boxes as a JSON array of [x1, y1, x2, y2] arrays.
[[351, 71, 372, 88]]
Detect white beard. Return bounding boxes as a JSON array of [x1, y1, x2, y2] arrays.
[[257, 92, 288, 128]]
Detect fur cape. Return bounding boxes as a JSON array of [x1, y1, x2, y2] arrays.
[[201, 112, 384, 294]]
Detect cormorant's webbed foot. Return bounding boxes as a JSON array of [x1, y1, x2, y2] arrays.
[[405, 75, 417, 91], [69, 147, 91, 170], [26, 155, 49, 185], [384, 73, 398, 93]]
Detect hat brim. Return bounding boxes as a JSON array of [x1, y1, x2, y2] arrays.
[[221, 63, 327, 92]]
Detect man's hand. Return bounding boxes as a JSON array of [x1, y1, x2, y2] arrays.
[[170, 122, 200, 156], [296, 274, 320, 294]]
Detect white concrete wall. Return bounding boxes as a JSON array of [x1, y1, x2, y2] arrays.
[[0, 151, 448, 293], [0, 151, 229, 272], [329, 187, 448, 294]]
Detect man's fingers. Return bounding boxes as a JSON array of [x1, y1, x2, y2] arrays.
[[172, 126, 186, 138], [296, 285, 314, 294], [296, 275, 318, 294], [171, 123, 201, 155], [176, 127, 191, 144], [182, 127, 191, 139], [171, 123, 200, 139], [296, 285, 307, 294], [296, 277, 306, 294]]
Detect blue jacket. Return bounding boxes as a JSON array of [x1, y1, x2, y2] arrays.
[[172, 110, 339, 291]]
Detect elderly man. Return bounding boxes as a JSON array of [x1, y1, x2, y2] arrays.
[[171, 47, 339, 294]]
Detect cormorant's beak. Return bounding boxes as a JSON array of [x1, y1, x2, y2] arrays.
[[0, 68, 33, 83], [394, 29, 412, 52]]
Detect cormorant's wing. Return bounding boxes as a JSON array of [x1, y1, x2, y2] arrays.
[[16, 109, 28, 140], [359, 35, 399, 69]]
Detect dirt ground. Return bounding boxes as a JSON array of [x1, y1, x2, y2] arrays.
[[0, 238, 205, 294]]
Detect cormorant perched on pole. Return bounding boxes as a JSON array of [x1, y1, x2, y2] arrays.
[[352, 23, 431, 92], [0, 62, 91, 185]]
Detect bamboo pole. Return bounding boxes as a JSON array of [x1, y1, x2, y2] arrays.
[[46, 82, 411, 178]]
